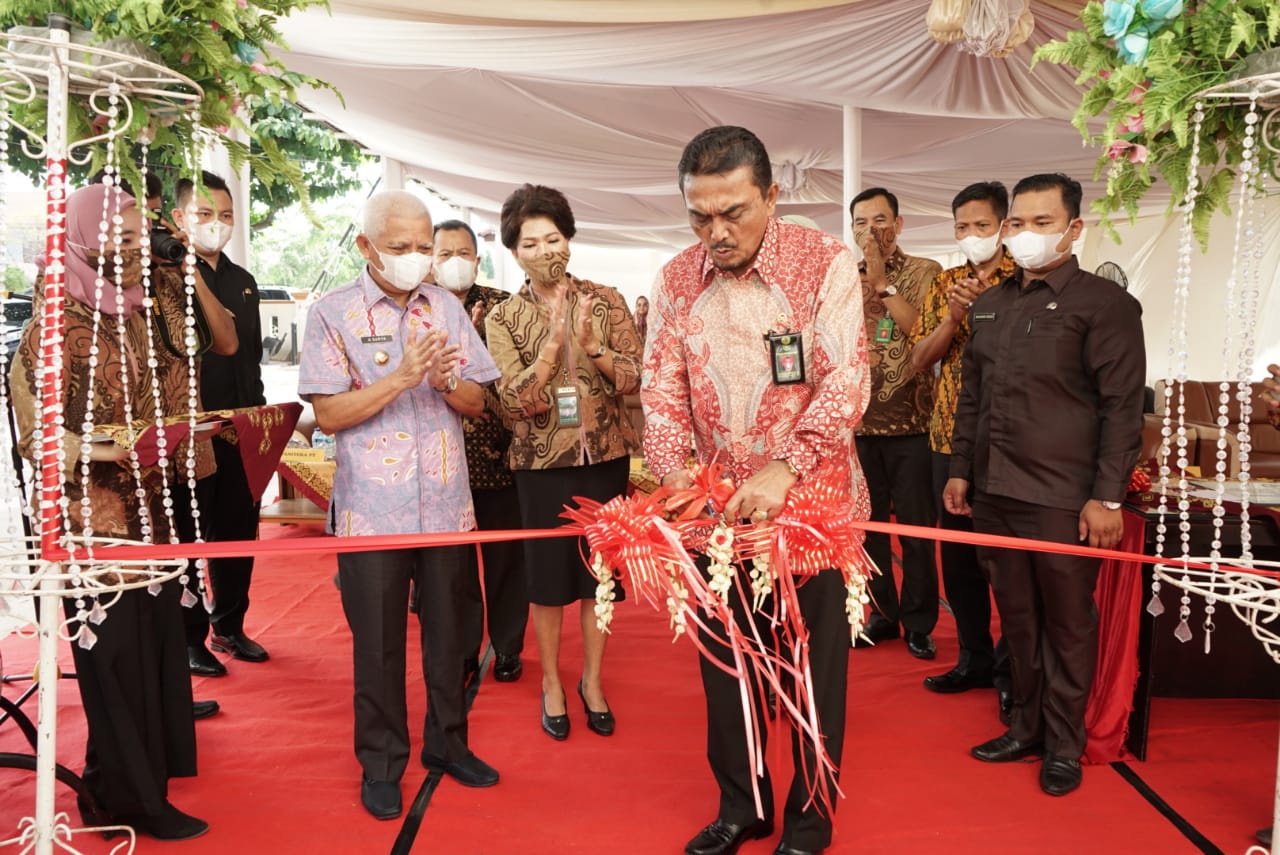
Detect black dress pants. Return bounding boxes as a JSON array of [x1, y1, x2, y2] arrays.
[[931, 451, 1009, 685], [972, 494, 1102, 758], [699, 566, 849, 851], [854, 433, 938, 633], [183, 438, 259, 644], [338, 545, 471, 783], [462, 485, 528, 661]]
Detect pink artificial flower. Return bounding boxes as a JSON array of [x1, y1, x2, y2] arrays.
[[1107, 140, 1134, 160], [1128, 82, 1149, 102], [211, 20, 220, 31], [237, 0, 248, 7], [1099, 69, 1112, 80], [250, 62, 270, 74], [181, 52, 191, 63], [1108, 140, 1148, 163], [1118, 112, 1146, 134]]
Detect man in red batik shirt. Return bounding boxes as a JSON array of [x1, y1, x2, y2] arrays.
[[642, 125, 869, 855]]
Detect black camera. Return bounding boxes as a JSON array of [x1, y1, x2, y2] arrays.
[[150, 226, 187, 263]]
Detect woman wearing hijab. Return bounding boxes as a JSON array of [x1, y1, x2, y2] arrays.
[[485, 184, 643, 741], [10, 183, 211, 840]]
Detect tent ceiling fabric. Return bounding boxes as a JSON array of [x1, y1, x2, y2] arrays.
[[275, 0, 1136, 251], [329, 0, 864, 24]]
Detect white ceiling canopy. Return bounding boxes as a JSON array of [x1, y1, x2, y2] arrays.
[[274, 0, 1134, 251]]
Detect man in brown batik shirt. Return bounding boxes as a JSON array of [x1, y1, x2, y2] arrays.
[[850, 187, 942, 660]]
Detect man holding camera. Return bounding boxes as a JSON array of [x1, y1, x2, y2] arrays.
[[171, 170, 271, 678]]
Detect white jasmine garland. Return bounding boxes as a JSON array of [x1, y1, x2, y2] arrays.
[[706, 521, 735, 602], [592, 552, 617, 633]]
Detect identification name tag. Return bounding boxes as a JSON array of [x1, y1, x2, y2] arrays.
[[874, 317, 895, 343], [360, 334, 393, 344], [556, 385, 581, 426], [765, 331, 805, 385]]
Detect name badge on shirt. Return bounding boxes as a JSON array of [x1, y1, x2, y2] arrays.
[[765, 331, 805, 385], [360, 335, 393, 344], [556, 386, 581, 426], [973, 312, 997, 323]]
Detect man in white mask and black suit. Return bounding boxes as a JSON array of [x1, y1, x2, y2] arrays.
[[944, 173, 1145, 798], [432, 219, 529, 685], [172, 170, 271, 677]]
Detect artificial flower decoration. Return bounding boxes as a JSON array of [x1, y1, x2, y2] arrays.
[[1036, 0, 1279, 247]]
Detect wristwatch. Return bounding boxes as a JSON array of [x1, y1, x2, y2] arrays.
[[1098, 500, 1122, 511], [877, 284, 898, 299], [588, 343, 607, 359], [435, 374, 458, 394]]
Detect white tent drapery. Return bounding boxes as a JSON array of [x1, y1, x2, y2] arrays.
[[271, 0, 1279, 378]]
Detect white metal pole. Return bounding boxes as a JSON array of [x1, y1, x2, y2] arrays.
[[35, 17, 71, 854], [841, 106, 863, 244], [381, 156, 405, 191]]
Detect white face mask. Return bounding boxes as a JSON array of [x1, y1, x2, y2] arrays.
[[370, 245, 433, 293], [1004, 227, 1072, 271], [190, 220, 232, 255], [434, 256, 477, 293], [956, 231, 1002, 267]]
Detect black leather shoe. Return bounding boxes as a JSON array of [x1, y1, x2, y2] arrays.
[[775, 844, 823, 855], [463, 656, 479, 686], [904, 631, 937, 660], [997, 687, 1014, 726], [1256, 827, 1272, 848], [120, 802, 210, 840], [360, 777, 402, 820], [210, 632, 269, 663], [924, 665, 994, 693], [493, 653, 523, 682], [853, 617, 899, 648], [422, 751, 499, 787], [1039, 754, 1082, 796], [187, 644, 227, 677], [192, 699, 220, 720], [541, 690, 570, 741], [971, 732, 1043, 763], [684, 817, 774, 855], [578, 679, 615, 736]]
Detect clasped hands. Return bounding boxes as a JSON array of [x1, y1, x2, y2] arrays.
[[393, 328, 460, 391], [946, 273, 992, 323], [662, 460, 798, 524], [539, 287, 603, 365]]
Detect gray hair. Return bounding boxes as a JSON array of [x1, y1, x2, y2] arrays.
[[362, 190, 431, 240]]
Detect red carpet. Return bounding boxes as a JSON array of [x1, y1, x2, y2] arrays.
[[1, 522, 1275, 853]]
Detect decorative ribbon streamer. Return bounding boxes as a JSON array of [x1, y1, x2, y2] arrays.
[[55, 517, 1280, 581]]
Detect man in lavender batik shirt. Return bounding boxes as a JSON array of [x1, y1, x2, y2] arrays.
[[298, 190, 502, 821]]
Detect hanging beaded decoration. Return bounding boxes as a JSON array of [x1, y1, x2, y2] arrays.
[[1149, 77, 1280, 666]]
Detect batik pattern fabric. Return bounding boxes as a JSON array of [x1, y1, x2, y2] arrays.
[[10, 295, 215, 552], [857, 249, 942, 436], [641, 217, 871, 519], [485, 276, 642, 471], [907, 249, 1018, 454], [461, 283, 516, 491], [298, 271, 500, 536]]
